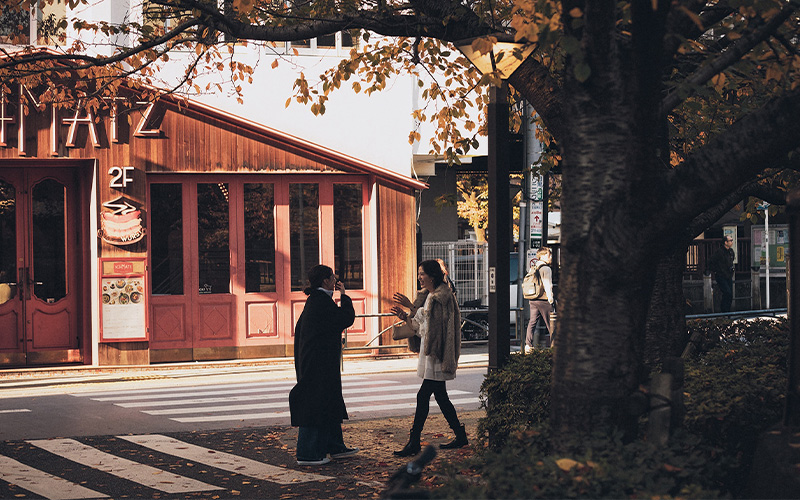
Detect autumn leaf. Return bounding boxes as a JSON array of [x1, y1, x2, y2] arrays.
[[556, 458, 580, 471]]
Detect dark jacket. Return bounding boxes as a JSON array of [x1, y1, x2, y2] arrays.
[[709, 246, 735, 282], [289, 289, 355, 427]]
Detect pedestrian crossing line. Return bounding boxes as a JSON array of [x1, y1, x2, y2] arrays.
[[118, 435, 332, 484], [109, 383, 425, 408], [26, 439, 224, 494], [82, 379, 397, 402], [0, 409, 31, 414], [170, 397, 480, 423], [0, 454, 109, 500], [72, 377, 383, 398], [141, 390, 472, 416]]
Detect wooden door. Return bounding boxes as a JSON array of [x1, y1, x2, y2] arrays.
[[0, 167, 82, 365]]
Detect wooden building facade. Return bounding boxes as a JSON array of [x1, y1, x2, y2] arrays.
[[0, 82, 424, 367]]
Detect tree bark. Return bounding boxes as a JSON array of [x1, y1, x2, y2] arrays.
[[644, 249, 688, 371]]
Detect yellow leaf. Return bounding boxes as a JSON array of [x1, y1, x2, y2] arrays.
[[271, 59, 279, 69], [556, 458, 579, 471]]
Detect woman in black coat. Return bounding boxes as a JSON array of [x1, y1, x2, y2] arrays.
[[289, 264, 357, 465]]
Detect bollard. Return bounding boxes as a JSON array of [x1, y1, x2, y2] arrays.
[[752, 267, 762, 310], [703, 273, 713, 313], [648, 372, 673, 446], [549, 311, 557, 347]]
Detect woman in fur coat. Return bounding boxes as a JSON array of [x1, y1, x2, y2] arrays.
[[390, 259, 466, 457]]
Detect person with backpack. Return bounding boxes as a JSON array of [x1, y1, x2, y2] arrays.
[[523, 246, 555, 352]]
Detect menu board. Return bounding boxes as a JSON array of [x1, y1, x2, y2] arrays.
[[100, 258, 148, 341]]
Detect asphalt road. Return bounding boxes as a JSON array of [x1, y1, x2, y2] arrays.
[[0, 356, 488, 499]]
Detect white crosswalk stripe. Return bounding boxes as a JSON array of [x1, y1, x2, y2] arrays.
[[0, 454, 108, 499], [1, 434, 332, 498], [71, 376, 480, 423], [27, 439, 224, 494], [118, 435, 332, 484]]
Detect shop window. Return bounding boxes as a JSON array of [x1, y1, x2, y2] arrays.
[[244, 183, 276, 293], [333, 183, 363, 290], [31, 179, 66, 302], [197, 182, 231, 294], [150, 183, 183, 295], [197, 183, 230, 294], [289, 183, 319, 291], [0, 181, 16, 305]]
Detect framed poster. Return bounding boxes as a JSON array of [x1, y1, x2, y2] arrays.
[[100, 258, 148, 341], [751, 225, 789, 275]]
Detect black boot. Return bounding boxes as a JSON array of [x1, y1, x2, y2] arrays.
[[440, 424, 468, 449], [394, 430, 421, 457]]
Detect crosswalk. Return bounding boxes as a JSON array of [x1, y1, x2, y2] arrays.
[[71, 376, 480, 423], [0, 377, 479, 499], [0, 434, 332, 499]]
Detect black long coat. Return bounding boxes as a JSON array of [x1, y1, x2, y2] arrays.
[[289, 289, 355, 427]]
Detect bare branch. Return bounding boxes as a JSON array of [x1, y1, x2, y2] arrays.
[[660, 0, 800, 115]]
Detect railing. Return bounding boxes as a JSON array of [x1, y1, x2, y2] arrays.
[[685, 308, 787, 321], [422, 240, 489, 306], [342, 310, 503, 352]]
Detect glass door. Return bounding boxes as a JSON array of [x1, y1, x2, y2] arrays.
[[0, 167, 82, 366]]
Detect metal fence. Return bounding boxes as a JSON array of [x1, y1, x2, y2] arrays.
[[421, 240, 489, 306]]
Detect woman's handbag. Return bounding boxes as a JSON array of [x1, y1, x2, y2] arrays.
[[392, 322, 415, 340], [392, 322, 421, 353]]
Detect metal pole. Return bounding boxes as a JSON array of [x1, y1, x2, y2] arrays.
[[766, 205, 771, 309], [783, 189, 800, 426], [488, 82, 511, 372]]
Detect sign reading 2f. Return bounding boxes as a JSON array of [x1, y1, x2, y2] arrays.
[[109, 166, 134, 188]]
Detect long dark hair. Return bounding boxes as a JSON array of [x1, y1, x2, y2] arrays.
[[419, 260, 444, 288], [303, 264, 333, 295]]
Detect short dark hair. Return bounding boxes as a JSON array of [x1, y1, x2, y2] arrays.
[[304, 265, 333, 295], [419, 260, 444, 288]]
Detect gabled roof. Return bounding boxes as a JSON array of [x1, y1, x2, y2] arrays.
[[162, 93, 428, 191]]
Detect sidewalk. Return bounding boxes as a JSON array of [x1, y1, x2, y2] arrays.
[[0, 343, 489, 390]]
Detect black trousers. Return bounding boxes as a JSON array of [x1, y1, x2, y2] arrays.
[[411, 379, 461, 433]]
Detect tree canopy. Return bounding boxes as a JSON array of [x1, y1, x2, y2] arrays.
[[3, 0, 800, 442]]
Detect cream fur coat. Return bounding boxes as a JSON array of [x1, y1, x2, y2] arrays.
[[409, 283, 461, 377]]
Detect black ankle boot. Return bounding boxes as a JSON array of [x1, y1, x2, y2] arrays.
[[440, 424, 468, 449], [394, 431, 421, 457]]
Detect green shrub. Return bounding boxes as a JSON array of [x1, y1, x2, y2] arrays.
[[683, 318, 789, 492], [435, 318, 789, 498], [435, 426, 725, 499], [476, 349, 552, 449]]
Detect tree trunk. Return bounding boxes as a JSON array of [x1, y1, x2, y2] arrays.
[[644, 249, 688, 371]]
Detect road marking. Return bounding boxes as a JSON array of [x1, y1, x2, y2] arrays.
[[142, 390, 472, 415], [0, 409, 31, 414], [72, 377, 383, 398], [111, 383, 423, 408], [84, 380, 395, 402], [27, 439, 223, 494], [118, 435, 332, 484], [170, 397, 480, 423], [0, 454, 108, 500]]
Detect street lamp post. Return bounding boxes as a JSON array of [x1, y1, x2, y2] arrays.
[[456, 38, 533, 371]]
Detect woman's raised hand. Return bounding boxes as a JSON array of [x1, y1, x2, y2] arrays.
[[390, 305, 408, 321], [393, 292, 413, 309]]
